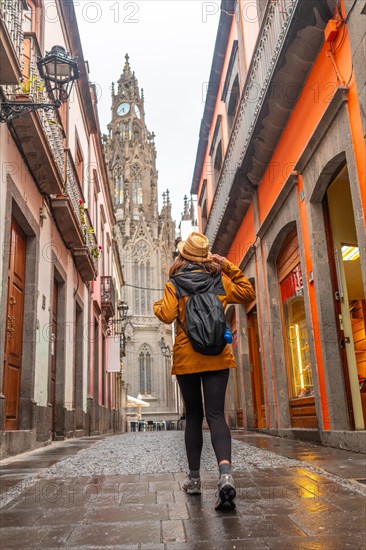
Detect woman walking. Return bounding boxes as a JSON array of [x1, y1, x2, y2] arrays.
[[154, 232, 255, 510]]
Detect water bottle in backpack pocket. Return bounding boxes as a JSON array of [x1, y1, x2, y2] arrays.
[[224, 325, 233, 344]]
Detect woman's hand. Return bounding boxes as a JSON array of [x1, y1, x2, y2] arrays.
[[211, 254, 227, 265]]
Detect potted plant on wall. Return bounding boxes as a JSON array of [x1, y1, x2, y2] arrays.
[[54, 175, 68, 199], [79, 200, 102, 259], [91, 245, 103, 260]]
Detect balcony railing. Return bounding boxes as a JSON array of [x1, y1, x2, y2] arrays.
[[204, 0, 297, 244], [0, 0, 25, 75], [3, 32, 65, 191], [51, 150, 98, 280], [101, 276, 116, 319], [3, 31, 98, 279]]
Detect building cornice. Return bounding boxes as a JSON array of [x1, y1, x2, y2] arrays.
[[90, 85, 116, 226], [190, 0, 236, 195], [58, 0, 97, 135]]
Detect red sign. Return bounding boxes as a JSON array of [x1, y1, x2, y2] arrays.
[[280, 263, 303, 303]]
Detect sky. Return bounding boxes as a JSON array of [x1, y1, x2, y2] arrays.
[[74, 0, 221, 224]]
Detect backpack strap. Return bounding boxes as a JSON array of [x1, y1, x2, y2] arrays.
[[169, 272, 226, 298], [176, 316, 188, 336], [169, 276, 184, 299]]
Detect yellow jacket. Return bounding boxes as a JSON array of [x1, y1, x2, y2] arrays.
[[153, 260, 255, 375]]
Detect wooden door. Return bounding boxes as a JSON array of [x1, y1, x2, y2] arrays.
[[50, 279, 58, 439], [247, 309, 266, 428], [3, 220, 26, 430]]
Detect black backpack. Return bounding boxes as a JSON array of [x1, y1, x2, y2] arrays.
[[170, 272, 227, 356]]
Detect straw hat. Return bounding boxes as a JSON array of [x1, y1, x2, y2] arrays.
[[177, 232, 212, 262]]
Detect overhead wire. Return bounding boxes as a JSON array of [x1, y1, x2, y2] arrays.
[[124, 282, 165, 292]]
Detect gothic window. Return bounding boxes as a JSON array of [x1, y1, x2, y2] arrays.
[[134, 278, 140, 315], [132, 240, 151, 315], [139, 345, 152, 395], [114, 166, 123, 205], [146, 263, 152, 315], [122, 123, 129, 141], [131, 163, 143, 204], [133, 122, 141, 140]]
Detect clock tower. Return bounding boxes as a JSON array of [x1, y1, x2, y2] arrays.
[[104, 55, 178, 425]]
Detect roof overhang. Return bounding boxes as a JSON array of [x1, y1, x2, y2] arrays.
[[58, 1, 97, 135], [201, 0, 338, 255]]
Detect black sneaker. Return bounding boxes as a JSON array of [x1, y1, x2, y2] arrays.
[[214, 473, 236, 510]]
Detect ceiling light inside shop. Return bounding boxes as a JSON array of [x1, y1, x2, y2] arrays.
[[341, 245, 360, 261]]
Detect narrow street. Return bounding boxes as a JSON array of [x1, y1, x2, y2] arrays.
[[1, 431, 365, 549]]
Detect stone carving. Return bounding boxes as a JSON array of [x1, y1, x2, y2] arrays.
[[133, 240, 150, 264], [134, 317, 154, 324]]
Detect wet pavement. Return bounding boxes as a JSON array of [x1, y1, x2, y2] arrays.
[[0, 431, 365, 549]]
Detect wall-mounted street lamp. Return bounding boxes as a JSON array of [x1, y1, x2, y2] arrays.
[[0, 45, 79, 123], [114, 300, 129, 357], [119, 300, 129, 321], [114, 300, 129, 334], [159, 337, 173, 358]]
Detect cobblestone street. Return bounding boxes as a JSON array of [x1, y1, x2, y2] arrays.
[[1, 431, 365, 549]]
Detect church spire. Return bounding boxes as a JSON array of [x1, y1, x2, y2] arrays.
[[189, 194, 195, 221], [123, 53, 131, 74], [182, 195, 190, 220], [116, 53, 140, 101]]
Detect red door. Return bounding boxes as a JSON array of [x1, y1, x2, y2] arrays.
[[3, 220, 26, 430], [50, 279, 58, 439]]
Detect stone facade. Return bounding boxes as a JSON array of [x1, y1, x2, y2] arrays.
[[104, 56, 179, 423]]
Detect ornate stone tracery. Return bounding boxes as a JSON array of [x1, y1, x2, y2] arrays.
[[105, 54, 176, 418], [133, 240, 150, 265]]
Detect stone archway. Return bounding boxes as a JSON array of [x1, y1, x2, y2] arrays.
[[302, 143, 363, 433]]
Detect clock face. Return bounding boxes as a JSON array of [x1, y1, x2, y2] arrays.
[[117, 102, 130, 116], [134, 104, 141, 119]]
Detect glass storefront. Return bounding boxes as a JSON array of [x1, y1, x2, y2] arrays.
[[280, 263, 314, 399]]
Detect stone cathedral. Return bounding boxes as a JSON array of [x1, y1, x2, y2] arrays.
[[104, 55, 179, 424]]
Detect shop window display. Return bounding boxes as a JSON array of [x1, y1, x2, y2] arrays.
[[280, 263, 314, 399]]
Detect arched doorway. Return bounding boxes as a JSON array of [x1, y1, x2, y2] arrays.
[[324, 165, 366, 430], [277, 228, 317, 428]]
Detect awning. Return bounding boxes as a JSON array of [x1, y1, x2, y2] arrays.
[[127, 395, 150, 408]]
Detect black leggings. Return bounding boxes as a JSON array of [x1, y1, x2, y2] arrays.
[[176, 369, 231, 470]]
